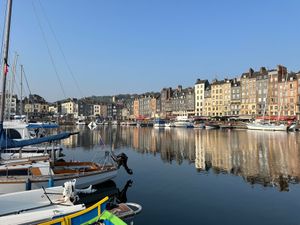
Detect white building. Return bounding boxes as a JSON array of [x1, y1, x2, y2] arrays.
[[194, 79, 209, 116]]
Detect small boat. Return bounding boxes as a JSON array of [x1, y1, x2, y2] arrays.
[[193, 122, 205, 129], [173, 116, 194, 128], [120, 122, 127, 126], [153, 118, 165, 128], [165, 122, 175, 128], [112, 121, 119, 126], [126, 121, 137, 126], [39, 196, 127, 225], [0, 180, 90, 225], [76, 120, 86, 125], [287, 122, 298, 132], [205, 123, 220, 129], [108, 202, 142, 219]]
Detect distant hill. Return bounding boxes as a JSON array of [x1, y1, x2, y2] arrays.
[[54, 92, 160, 105]]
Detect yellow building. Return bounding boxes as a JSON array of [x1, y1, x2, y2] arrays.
[[240, 68, 257, 116], [222, 79, 232, 116], [133, 98, 139, 118], [278, 73, 297, 116], [24, 103, 49, 114]]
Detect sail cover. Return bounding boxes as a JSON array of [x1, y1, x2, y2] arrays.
[[0, 125, 78, 150], [26, 123, 59, 129]]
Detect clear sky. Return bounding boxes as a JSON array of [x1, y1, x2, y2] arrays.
[[1, 0, 300, 102]]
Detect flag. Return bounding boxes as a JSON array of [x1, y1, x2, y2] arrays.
[[3, 64, 8, 75]]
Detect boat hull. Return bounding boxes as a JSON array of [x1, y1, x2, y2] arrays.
[[0, 169, 117, 194], [246, 123, 287, 131]]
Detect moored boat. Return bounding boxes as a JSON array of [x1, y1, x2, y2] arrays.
[[39, 196, 127, 225], [205, 123, 220, 129], [0, 180, 88, 225], [153, 118, 165, 128], [0, 151, 133, 194], [173, 116, 194, 128], [246, 122, 287, 131]]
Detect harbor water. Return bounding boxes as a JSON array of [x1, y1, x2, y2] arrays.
[[61, 126, 300, 225]]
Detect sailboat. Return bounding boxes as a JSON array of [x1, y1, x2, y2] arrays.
[[246, 70, 288, 131], [1, 120, 64, 160], [246, 121, 287, 131], [0, 0, 132, 194]]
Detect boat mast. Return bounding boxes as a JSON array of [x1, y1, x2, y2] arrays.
[[0, 0, 13, 128], [20, 64, 23, 116]]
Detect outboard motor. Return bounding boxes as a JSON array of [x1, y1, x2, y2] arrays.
[[112, 153, 133, 175]]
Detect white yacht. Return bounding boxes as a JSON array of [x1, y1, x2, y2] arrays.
[[173, 116, 194, 128]]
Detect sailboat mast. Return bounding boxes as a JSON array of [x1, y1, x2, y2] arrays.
[[0, 0, 13, 127], [20, 64, 23, 116]]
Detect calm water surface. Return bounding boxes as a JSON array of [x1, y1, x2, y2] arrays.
[[61, 126, 300, 225]]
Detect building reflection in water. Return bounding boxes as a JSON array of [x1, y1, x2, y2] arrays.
[[194, 130, 300, 191], [60, 126, 300, 191]]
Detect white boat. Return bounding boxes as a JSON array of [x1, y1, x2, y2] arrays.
[[246, 122, 287, 131], [126, 121, 137, 126], [112, 120, 118, 126], [0, 179, 87, 225], [173, 116, 194, 128], [2, 120, 63, 160], [76, 120, 86, 125], [0, 151, 134, 194], [153, 118, 165, 128]]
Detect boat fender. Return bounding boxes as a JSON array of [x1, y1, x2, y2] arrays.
[[48, 177, 54, 187], [25, 178, 31, 190], [112, 153, 133, 175]]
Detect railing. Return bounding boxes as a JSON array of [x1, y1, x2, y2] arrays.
[[38, 196, 109, 225]]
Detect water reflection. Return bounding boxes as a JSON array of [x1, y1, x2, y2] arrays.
[[195, 130, 300, 191], [61, 126, 300, 191], [78, 179, 133, 206]]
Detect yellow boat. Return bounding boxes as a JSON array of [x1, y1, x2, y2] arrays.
[[39, 196, 127, 225]]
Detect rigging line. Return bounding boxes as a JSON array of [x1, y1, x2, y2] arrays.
[[31, 1, 67, 99], [22, 67, 36, 110], [22, 67, 32, 96], [38, 0, 84, 98]]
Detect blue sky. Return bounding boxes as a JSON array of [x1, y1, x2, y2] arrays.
[[1, 0, 300, 102]]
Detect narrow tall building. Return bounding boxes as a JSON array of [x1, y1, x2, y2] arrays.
[[240, 68, 257, 117], [194, 79, 209, 116]]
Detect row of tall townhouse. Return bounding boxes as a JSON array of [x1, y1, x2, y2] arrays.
[[59, 98, 125, 120], [133, 86, 195, 119], [196, 65, 300, 118], [5, 64, 300, 120], [1, 93, 49, 118]]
